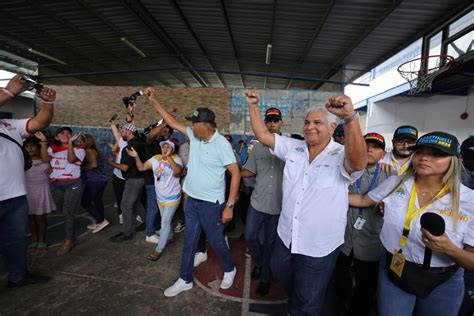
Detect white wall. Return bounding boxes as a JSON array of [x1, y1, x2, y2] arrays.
[[366, 86, 474, 149]]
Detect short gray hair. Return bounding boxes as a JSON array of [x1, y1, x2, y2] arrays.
[[305, 106, 338, 125]]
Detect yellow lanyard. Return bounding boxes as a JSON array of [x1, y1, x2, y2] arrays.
[[391, 159, 409, 176], [398, 181, 450, 250]]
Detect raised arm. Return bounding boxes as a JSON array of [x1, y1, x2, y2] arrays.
[[146, 121, 167, 145], [67, 133, 82, 163], [35, 131, 51, 163], [246, 90, 275, 150], [144, 87, 187, 135], [0, 75, 28, 106], [27, 87, 56, 133], [167, 154, 183, 176], [325, 95, 367, 172], [110, 119, 122, 144], [125, 147, 150, 172]]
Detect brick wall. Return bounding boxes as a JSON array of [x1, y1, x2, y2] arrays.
[[43, 86, 231, 129]]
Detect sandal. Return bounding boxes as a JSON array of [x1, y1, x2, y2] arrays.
[[37, 242, 48, 250], [147, 250, 162, 261], [57, 239, 74, 256]]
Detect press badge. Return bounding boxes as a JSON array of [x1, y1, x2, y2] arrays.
[[390, 251, 406, 278], [353, 217, 366, 230]]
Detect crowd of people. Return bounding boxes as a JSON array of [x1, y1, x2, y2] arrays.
[[1, 75, 474, 316]]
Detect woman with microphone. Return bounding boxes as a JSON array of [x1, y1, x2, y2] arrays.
[[349, 131, 474, 316]]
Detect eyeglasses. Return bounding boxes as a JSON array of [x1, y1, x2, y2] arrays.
[[394, 139, 416, 145]]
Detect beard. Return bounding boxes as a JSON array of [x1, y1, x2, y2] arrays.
[[393, 149, 412, 159]]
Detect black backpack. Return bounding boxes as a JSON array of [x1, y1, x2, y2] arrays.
[[0, 132, 33, 171]]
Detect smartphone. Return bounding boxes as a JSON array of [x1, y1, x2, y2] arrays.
[[109, 114, 118, 122]]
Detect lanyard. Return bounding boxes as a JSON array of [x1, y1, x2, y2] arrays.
[[356, 164, 381, 215], [391, 159, 409, 176], [398, 181, 450, 250]]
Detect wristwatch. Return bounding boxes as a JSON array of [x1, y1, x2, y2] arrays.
[[226, 203, 235, 209]]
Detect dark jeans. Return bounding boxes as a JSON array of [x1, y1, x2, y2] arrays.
[[50, 179, 82, 240], [0, 195, 28, 283], [245, 204, 279, 282], [459, 271, 474, 316], [121, 178, 146, 236], [334, 252, 378, 316], [81, 180, 108, 223], [179, 197, 235, 282], [271, 235, 340, 316], [145, 185, 161, 237], [112, 174, 125, 215]]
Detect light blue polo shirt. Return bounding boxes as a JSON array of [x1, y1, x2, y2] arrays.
[[183, 127, 237, 203]]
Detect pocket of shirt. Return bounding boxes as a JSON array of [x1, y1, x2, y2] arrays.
[[314, 164, 338, 188]]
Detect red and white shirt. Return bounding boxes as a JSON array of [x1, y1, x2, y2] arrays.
[[0, 118, 31, 201], [47, 145, 86, 181]]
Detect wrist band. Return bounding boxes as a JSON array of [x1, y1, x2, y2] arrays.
[[341, 111, 360, 124], [1, 88, 15, 98], [42, 101, 54, 104]]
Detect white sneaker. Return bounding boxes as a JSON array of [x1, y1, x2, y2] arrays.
[[119, 214, 123, 224], [136, 215, 143, 223], [146, 234, 159, 244], [113, 202, 118, 208], [92, 219, 109, 234], [193, 251, 208, 267], [164, 278, 193, 297], [220, 267, 237, 289], [87, 223, 97, 230]]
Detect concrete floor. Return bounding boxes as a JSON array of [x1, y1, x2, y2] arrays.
[[0, 183, 243, 316]]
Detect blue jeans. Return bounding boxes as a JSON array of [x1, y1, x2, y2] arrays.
[[145, 185, 160, 237], [378, 251, 464, 316], [81, 180, 108, 223], [179, 197, 235, 282], [155, 203, 178, 252], [0, 195, 28, 283], [271, 235, 340, 316], [245, 204, 279, 282]]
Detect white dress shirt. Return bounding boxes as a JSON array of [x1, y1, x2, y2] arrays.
[[368, 175, 474, 267], [273, 134, 363, 257]]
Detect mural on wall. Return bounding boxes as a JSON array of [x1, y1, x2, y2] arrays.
[[229, 89, 336, 136]]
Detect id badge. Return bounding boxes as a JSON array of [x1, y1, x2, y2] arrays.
[[390, 250, 406, 278], [353, 217, 366, 230]]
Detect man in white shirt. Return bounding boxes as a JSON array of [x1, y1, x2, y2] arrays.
[[0, 75, 56, 288], [246, 91, 367, 315]]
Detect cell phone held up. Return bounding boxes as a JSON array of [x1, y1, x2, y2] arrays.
[[21, 76, 43, 94], [109, 114, 118, 123]]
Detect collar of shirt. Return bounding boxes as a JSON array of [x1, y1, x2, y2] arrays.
[[201, 129, 219, 144]]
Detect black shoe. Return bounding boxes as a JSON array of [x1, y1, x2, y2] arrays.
[[109, 232, 133, 242], [251, 265, 262, 280], [256, 281, 270, 297], [135, 223, 146, 232], [7, 273, 51, 289]]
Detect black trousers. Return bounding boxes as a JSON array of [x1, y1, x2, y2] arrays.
[[112, 174, 125, 215]]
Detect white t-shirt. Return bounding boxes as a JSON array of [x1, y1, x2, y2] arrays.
[[272, 134, 363, 257], [0, 118, 31, 201], [146, 154, 183, 206], [368, 175, 474, 267], [47, 145, 86, 181], [113, 138, 127, 180]]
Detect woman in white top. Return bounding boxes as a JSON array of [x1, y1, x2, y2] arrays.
[[350, 131, 474, 316], [128, 140, 183, 261]]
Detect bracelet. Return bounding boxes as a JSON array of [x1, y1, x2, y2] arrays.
[[1, 88, 15, 98], [42, 101, 54, 104], [341, 111, 360, 124]]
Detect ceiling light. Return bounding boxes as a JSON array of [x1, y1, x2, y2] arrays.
[[27, 48, 67, 65], [121, 37, 147, 58], [266, 44, 272, 65]]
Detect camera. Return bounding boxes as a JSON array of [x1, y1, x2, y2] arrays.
[[143, 119, 164, 135], [122, 91, 143, 108], [21, 76, 43, 93], [109, 113, 118, 123]]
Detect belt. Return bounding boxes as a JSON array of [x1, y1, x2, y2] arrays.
[[385, 249, 456, 273]]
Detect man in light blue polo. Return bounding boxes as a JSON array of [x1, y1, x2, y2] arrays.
[[143, 87, 241, 297]]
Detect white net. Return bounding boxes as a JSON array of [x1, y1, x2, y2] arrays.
[[397, 55, 454, 95]]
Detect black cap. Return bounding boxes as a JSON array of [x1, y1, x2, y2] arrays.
[[185, 108, 216, 124], [408, 131, 460, 156], [55, 126, 73, 135], [461, 136, 474, 162], [334, 124, 344, 136], [264, 108, 282, 121], [394, 125, 418, 140]]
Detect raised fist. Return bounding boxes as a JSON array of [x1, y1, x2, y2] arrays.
[[245, 90, 259, 107], [325, 95, 355, 119]]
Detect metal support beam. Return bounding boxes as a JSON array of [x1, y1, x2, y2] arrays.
[[120, 0, 208, 87], [310, 0, 403, 90], [285, 0, 335, 89], [219, 0, 245, 88]]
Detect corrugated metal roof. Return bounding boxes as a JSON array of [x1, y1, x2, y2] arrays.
[[0, 0, 469, 89]]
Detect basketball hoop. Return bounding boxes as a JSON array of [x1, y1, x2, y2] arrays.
[[397, 55, 454, 95]]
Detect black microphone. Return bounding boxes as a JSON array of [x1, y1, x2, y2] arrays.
[[420, 213, 445, 269]]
